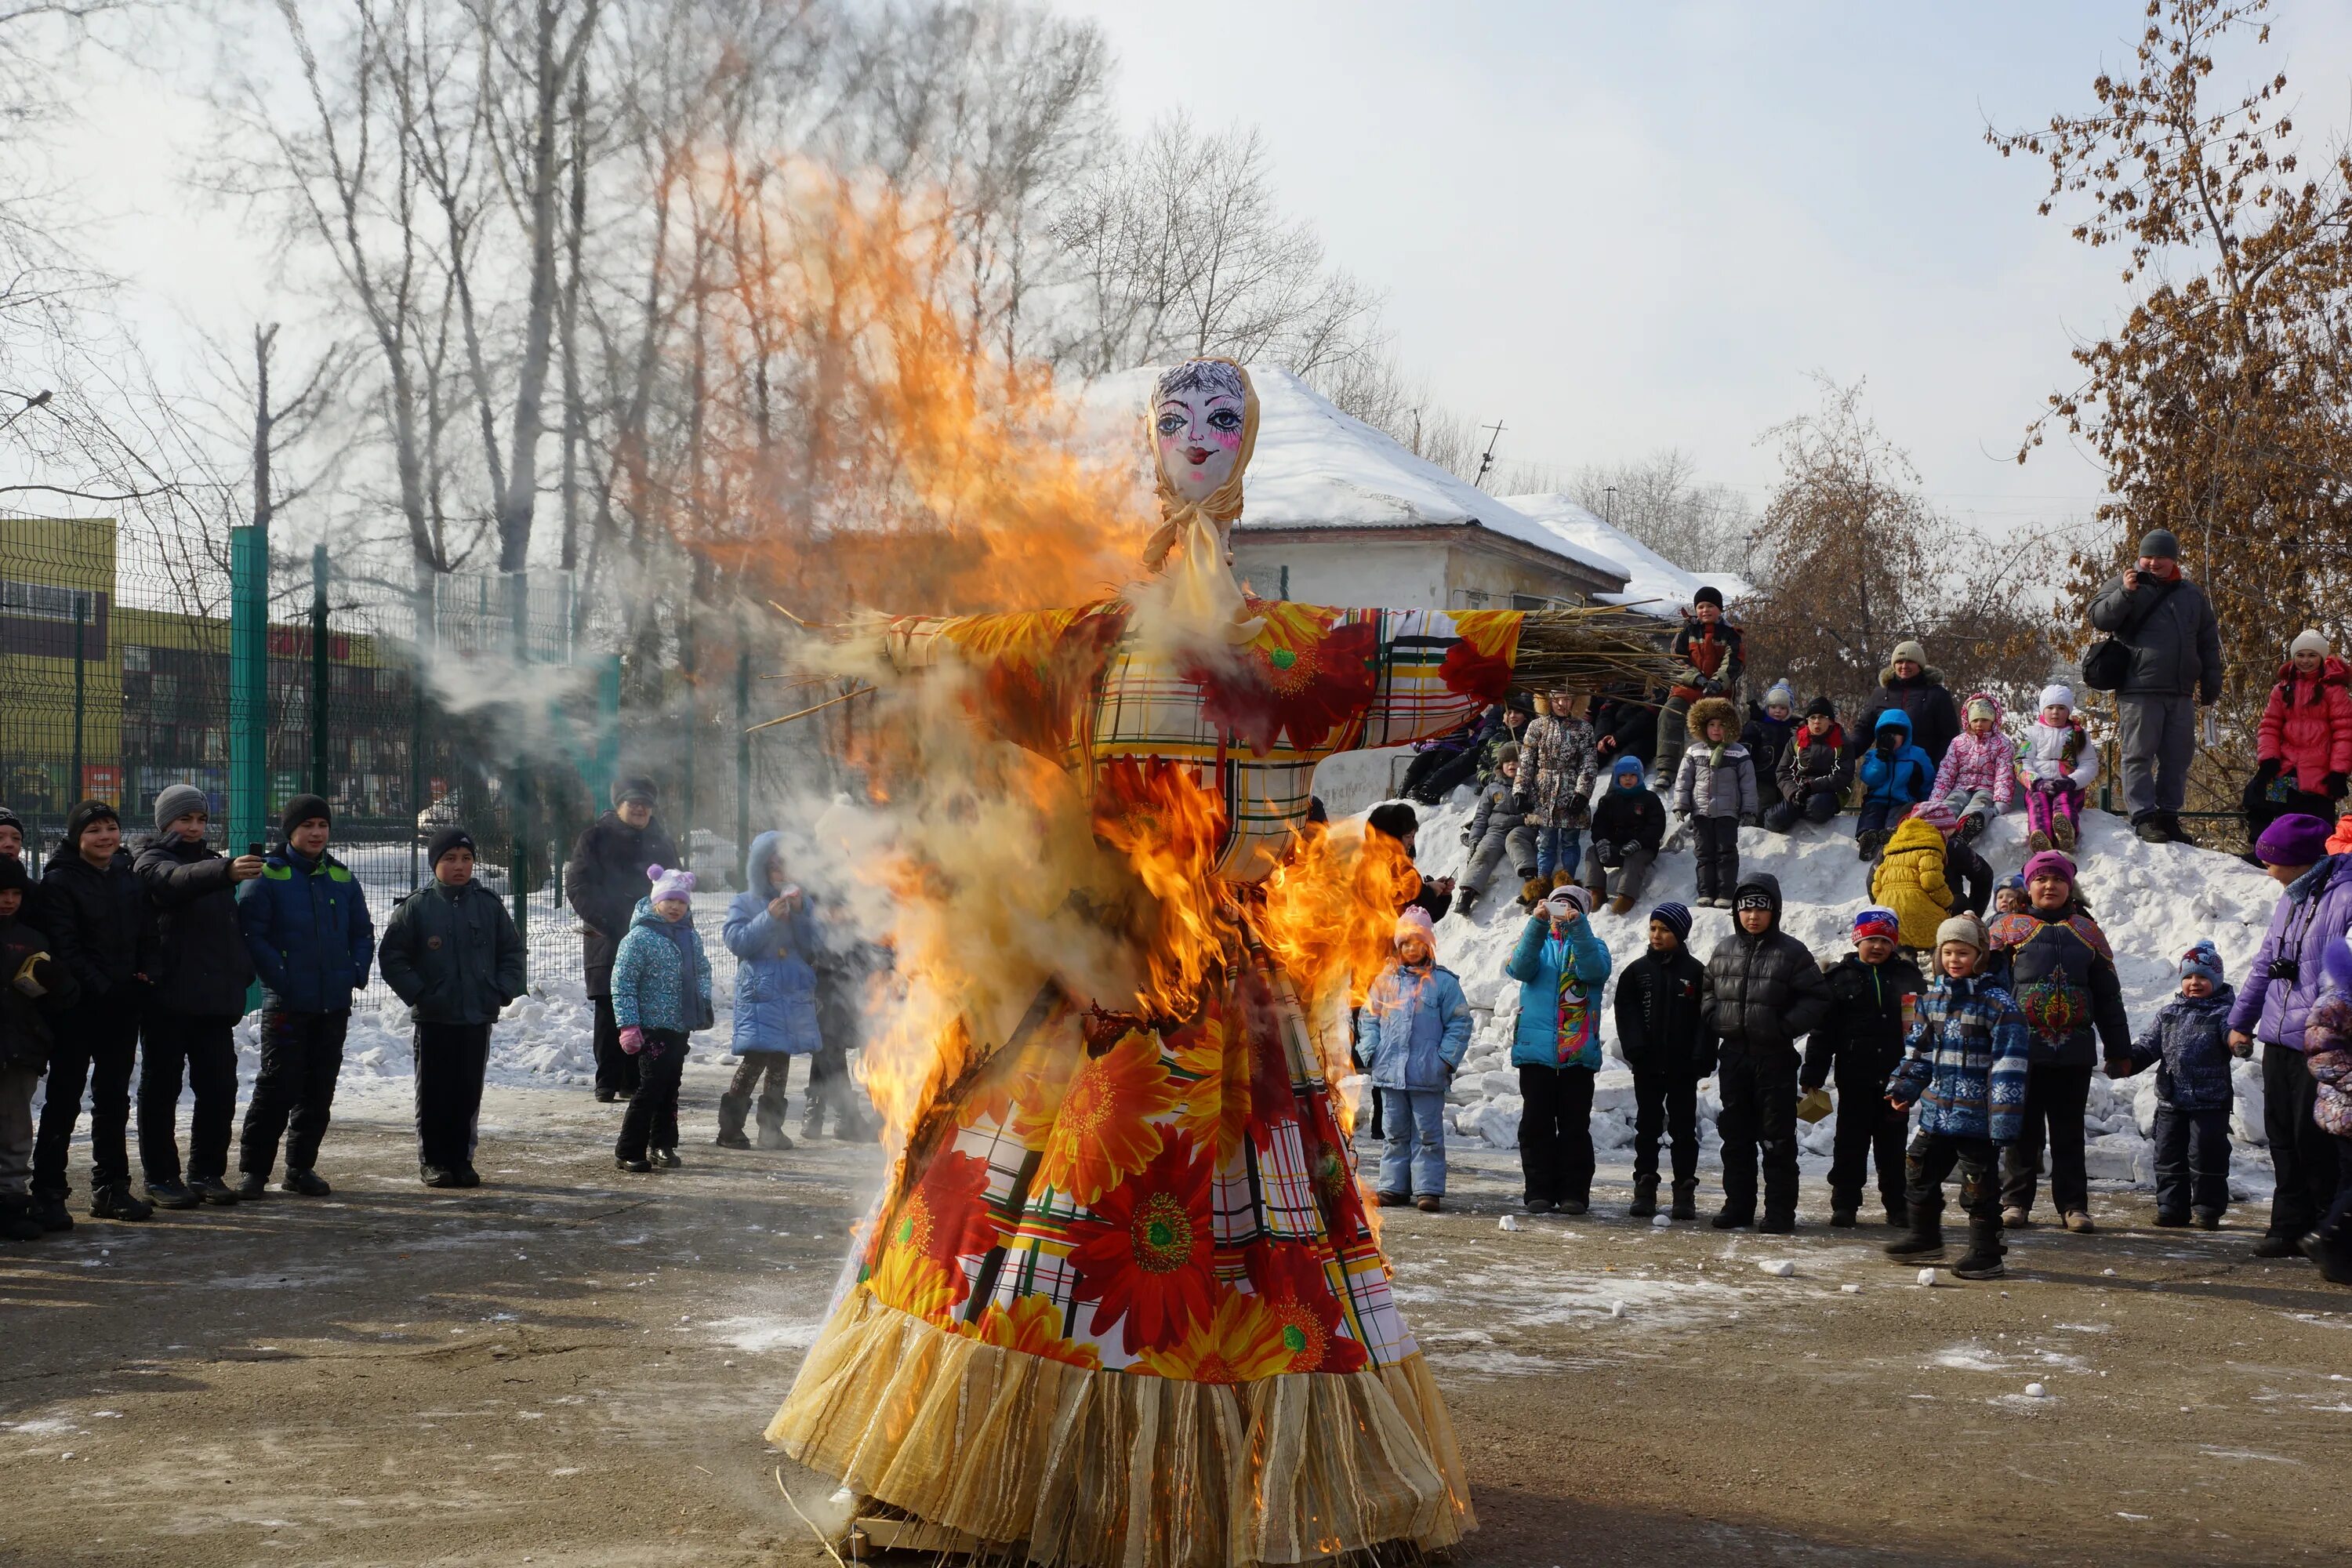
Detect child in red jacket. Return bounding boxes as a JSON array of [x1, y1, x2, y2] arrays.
[[2249, 629, 2352, 853]]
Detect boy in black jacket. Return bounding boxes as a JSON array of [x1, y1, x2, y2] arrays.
[[1801, 906, 1928, 1227], [1, 857, 76, 1241], [1702, 873, 1832, 1232], [1613, 901, 1711, 1220]]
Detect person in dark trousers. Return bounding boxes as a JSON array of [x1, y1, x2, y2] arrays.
[[1656, 586, 1743, 782], [233, 794, 374, 1197], [379, 827, 526, 1189], [566, 776, 680, 1102], [1612, 900, 1710, 1221], [1802, 906, 1928, 1228], [134, 783, 264, 1210], [33, 800, 158, 1228], [1984, 849, 2132, 1233], [718, 832, 823, 1151], [1399, 706, 1490, 806], [2087, 528, 2224, 844], [1504, 886, 1613, 1214], [2111, 941, 2239, 1229], [2228, 812, 2352, 1259], [1670, 695, 1756, 909], [1741, 681, 1798, 819], [1, 858, 74, 1243], [1590, 682, 1661, 774], [1764, 698, 1849, 833], [611, 864, 713, 1172], [1873, 641, 1963, 770], [1701, 871, 1831, 1232], [1585, 753, 1666, 914]]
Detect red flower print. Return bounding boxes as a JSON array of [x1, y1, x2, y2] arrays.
[[1066, 1137, 1217, 1355]]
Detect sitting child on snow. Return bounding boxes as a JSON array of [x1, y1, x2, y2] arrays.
[[1765, 697, 1848, 832], [1856, 710, 1936, 861], [2108, 941, 2239, 1230], [1584, 754, 1665, 914], [2018, 684, 2099, 854], [1456, 743, 1538, 916], [1363, 906, 1472, 1214], [1932, 693, 2015, 844]]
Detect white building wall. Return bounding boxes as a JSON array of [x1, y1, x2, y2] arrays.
[[1230, 540, 1450, 610]]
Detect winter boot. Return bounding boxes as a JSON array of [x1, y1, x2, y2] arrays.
[[1669, 1179, 1698, 1221], [1951, 1221, 2007, 1279], [1883, 1199, 1910, 1229], [1758, 1210, 1796, 1235], [2053, 813, 2078, 852], [756, 1124, 795, 1152], [1453, 885, 1479, 916], [655, 1149, 683, 1169], [1627, 1178, 1659, 1220], [89, 1185, 151, 1221], [800, 1096, 827, 1141], [1710, 1205, 1753, 1231], [1517, 877, 1548, 911], [2252, 1231, 2303, 1258], [0, 1197, 42, 1241], [191, 1176, 241, 1206], [713, 1092, 753, 1150], [1884, 1217, 1945, 1258], [2027, 826, 2053, 853], [2062, 1209, 2096, 1234], [234, 1171, 269, 1200], [1610, 894, 1635, 916], [2133, 814, 2169, 845], [2305, 1232, 2352, 1287], [2154, 1210, 2190, 1229], [144, 1179, 201, 1210], [30, 1192, 72, 1232], [2000, 1206, 2031, 1229], [280, 1169, 331, 1197], [2194, 1209, 2223, 1231], [1830, 1206, 1859, 1228], [1524, 1198, 1555, 1215], [1414, 1194, 1443, 1213]]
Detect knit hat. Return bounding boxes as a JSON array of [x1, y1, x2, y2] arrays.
[[2179, 940, 2224, 984], [1964, 695, 1996, 724], [1394, 905, 1437, 956], [1935, 913, 1988, 954], [1610, 753, 1646, 783], [1366, 802, 1419, 843], [2255, 811, 2332, 869], [1891, 640, 1927, 668], [64, 798, 118, 849], [2021, 849, 2078, 887], [2138, 528, 2181, 560], [1804, 695, 1836, 720], [1692, 584, 1723, 608], [0, 855, 29, 896], [1733, 884, 1776, 914], [153, 782, 208, 833], [426, 826, 477, 869], [1853, 906, 1900, 943], [1494, 741, 1522, 768], [1998, 872, 2027, 895], [648, 863, 695, 904], [279, 793, 332, 841], [0, 806, 24, 844], [1909, 799, 1960, 838], [1649, 902, 1692, 942], [2291, 628, 2330, 659], [1763, 681, 1794, 713], [2038, 683, 2074, 711], [1545, 884, 1592, 919], [613, 775, 659, 808]]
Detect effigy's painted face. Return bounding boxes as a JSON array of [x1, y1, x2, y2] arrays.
[[1155, 385, 1247, 505]]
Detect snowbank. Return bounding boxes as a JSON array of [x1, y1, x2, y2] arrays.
[[1378, 791, 2285, 1195]]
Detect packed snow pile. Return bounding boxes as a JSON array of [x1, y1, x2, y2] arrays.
[[1374, 791, 2286, 1191]]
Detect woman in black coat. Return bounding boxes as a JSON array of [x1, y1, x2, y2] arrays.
[[564, 776, 680, 1101]]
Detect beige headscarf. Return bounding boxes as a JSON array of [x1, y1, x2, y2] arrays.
[[1141, 358, 1261, 641]]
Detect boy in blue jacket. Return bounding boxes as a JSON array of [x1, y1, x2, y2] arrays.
[[1857, 710, 1936, 861], [234, 795, 374, 1197], [1505, 885, 1614, 1214], [1885, 913, 2031, 1279], [612, 864, 713, 1173], [1363, 906, 1472, 1213], [2109, 940, 2239, 1229], [717, 832, 825, 1151]]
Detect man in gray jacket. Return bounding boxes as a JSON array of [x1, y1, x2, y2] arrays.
[[2089, 528, 2223, 844]]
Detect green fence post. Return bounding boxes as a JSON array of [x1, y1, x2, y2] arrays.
[[680, 598, 696, 866], [594, 654, 620, 804], [69, 591, 87, 801], [310, 544, 330, 800], [227, 524, 267, 853]]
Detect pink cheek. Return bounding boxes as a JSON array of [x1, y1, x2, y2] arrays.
[[1210, 430, 1241, 452]]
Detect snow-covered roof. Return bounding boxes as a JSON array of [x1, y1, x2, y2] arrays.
[[1501, 492, 1751, 621], [1076, 366, 1628, 589]]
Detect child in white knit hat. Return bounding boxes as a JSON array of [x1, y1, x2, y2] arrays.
[[2016, 684, 2099, 854]]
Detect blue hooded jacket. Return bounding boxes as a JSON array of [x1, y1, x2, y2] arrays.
[[1857, 709, 1936, 808], [1363, 959, 1472, 1091], [721, 831, 824, 1055], [612, 895, 713, 1033], [236, 846, 374, 1013]]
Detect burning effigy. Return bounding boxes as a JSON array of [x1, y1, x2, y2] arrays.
[[765, 358, 1669, 1567]]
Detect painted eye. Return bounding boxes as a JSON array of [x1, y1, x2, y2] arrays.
[[1156, 412, 1186, 436], [1208, 408, 1243, 433]]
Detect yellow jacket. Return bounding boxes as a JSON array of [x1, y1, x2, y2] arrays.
[[1869, 816, 1954, 949]]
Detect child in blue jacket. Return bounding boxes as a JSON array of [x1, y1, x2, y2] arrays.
[[2108, 940, 2238, 1229], [1363, 906, 1472, 1213], [717, 832, 824, 1152], [612, 864, 713, 1173], [1857, 710, 1937, 861], [1504, 885, 1614, 1214]]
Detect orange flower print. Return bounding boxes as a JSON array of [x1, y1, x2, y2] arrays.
[[1136, 1290, 1294, 1385], [1036, 1028, 1178, 1206], [1066, 1138, 1216, 1355], [867, 1244, 960, 1323], [962, 1015, 1080, 1143], [971, 1296, 1101, 1371], [880, 1147, 996, 1299], [1243, 1242, 1367, 1375], [1168, 1009, 1251, 1163]]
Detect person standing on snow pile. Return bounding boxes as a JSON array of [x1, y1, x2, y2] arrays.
[[1455, 742, 1539, 916], [1590, 681, 1661, 774], [564, 775, 681, 1103], [1884, 913, 2031, 1279], [1870, 805, 1958, 954], [1984, 849, 2132, 1235], [1656, 585, 1744, 782], [2247, 629, 2352, 857], [1994, 873, 2029, 916], [0, 858, 76, 1243], [1765, 697, 1849, 833], [1522, 684, 1599, 886], [1741, 681, 1798, 822], [1613, 900, 1711, 1221], [2087, 528, 2223, 844], [1874, 641, 1962, 770], [1585, 753, 1666, 914], [233, 794, 374, 1199], [134, 784, 264, 1211], [1671, 695, 1757, 909], [1932, 692, 2016, 844], [1702, 872, 1831, 1232], [2296, 935, 2352, 1287], [1802, 907, 1927, 1229], [1855, 709, 1936, 862], [1363, 906, 1471, 1214], [610, 864, 712, 1174], [718, 833, 826, 1152], [2109, 940, 2240, 1230], [1504, 885, 1613, 1216], [32, 800, 156, 1229], [2016, 685, 2099, 855], [378, 827, 525, 1189], [2229, 812, 2352, 1264]]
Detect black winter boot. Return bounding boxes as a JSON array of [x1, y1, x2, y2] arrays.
[[714, 1091, 753, 1149], [93, 1184, 155, 1220], [1710, 1205, 1752, 1231], [1884, 1220, 1944, 1258], [234, 1171, 269, 1199], [1628, 1177, 1658, 1220], [280, 1169, 331, 1196], [1951, 1221, 2007, 1279], [0, 1197, 43, 1241], [30, 1192, 72, 1232], [1669, 1179, 1697, 1221]]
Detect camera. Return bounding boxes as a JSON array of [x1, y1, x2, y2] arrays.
[[2267, 957, 2300, 982]]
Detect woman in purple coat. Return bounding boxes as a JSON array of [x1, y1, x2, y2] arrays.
[[2229, 814, 2352, 1260]]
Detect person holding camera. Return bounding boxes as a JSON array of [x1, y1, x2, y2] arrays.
[[2087, 528, 2223, 844], [2230, 813, 2352, 1261]]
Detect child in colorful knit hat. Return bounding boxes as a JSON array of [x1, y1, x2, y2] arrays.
[[2109, 939, 2238, 1229], [610, 864, 713, 1174]]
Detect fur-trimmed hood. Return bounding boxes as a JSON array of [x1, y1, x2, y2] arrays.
[[1686, 695, 1740, 738], [1882, 662, 1947, 688]]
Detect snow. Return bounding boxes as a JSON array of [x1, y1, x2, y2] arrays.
[[1076, 366, 1630, 585], [1385, 786, 2288, 1192], [1501, 492, 1753, 619]]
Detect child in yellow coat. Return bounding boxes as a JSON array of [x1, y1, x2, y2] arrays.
[[1870, 807, 1955, 950]]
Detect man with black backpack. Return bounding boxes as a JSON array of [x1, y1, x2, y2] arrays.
[[2087, 528, 2223, 844]]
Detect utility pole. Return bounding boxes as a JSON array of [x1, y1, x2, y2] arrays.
[[1605, 485, 1617, 527], [1473, 419, 1505, 492]]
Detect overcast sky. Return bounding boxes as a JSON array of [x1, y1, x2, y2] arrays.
[[53, 2, 2352, 545]]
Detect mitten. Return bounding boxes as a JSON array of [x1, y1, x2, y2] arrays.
[[13, 951, 56, 998], [2253, 757, 2281, 787], [619, 1025, 644, 1054]]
